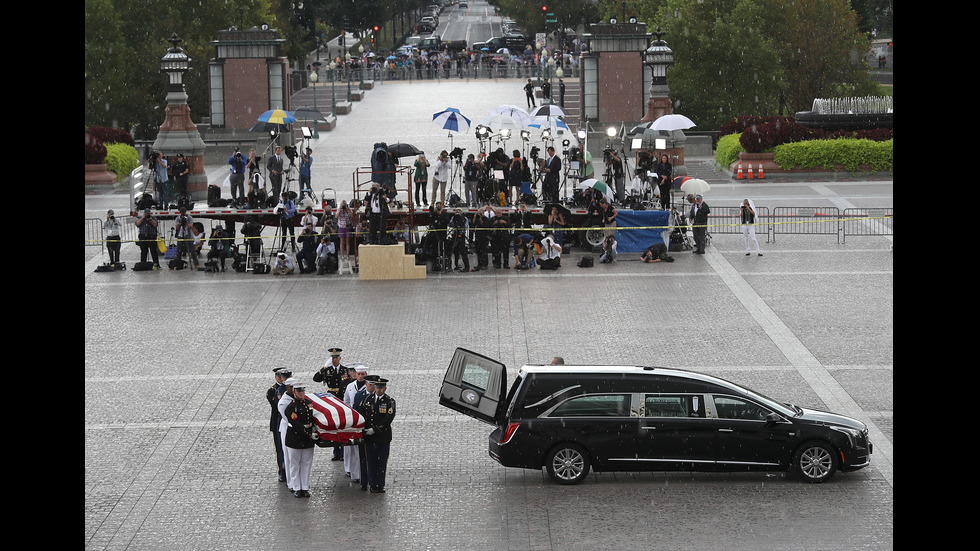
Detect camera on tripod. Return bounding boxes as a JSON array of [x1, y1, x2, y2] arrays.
[[450, 147, 466, 160], [284, 145, 298, 162], [603, 148, 616, 163]]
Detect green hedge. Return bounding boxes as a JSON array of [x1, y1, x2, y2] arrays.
[[105, 143, 139, 183], [715, 133, 745, 168], [773, 138, 893, 173]]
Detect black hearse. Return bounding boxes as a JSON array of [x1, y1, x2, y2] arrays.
[[439, 348, 872, 485]]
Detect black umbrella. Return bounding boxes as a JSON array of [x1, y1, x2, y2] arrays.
[[387, 143, 423, 158], [529, 104, 567, 118], [249, 121, 289, 133], [291, 106, 329, 122]]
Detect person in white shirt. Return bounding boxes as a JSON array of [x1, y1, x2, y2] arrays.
[[537, 230, 562, 270], [343, 365, 369, 481], [431, 150, 451, 206]]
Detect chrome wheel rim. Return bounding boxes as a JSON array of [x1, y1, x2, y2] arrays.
[[552, 448, 585, 481], [800, 446, 833, 480]]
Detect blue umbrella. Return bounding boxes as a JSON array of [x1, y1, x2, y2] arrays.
[[257, 109, 297, 125], [432, 107, 472, 133]]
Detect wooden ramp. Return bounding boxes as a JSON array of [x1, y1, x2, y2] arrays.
[[357, 244, 425, 280]]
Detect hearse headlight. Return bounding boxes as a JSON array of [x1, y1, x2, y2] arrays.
[[830, 425, 862, 447]]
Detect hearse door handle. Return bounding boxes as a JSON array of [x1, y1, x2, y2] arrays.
[[718, 428, 734, 433]]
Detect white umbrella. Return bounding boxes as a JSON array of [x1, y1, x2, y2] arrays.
[[527, 116, 572, 138], [680, 178, 710, 195], [478, 113, 524, 133], [650, 113, 696, 132], [496, 47, 511, 55], [529, 104, 567, 118], [490, 105, 533, 127]]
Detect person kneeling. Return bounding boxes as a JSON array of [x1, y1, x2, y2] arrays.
[[537, 231, 562, 270], [272, 251, 295, 275]]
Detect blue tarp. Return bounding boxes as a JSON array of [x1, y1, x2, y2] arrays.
[[611, 210, 672, 253]]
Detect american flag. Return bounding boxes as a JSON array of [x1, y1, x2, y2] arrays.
[[309, 392, 365, 442]]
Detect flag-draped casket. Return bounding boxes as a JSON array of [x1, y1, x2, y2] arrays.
[[309, 392, 365, 445]]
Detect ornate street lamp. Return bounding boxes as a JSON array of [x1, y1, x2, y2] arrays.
[[160, 32, 190, 91], [329, 60, 337, 117], [643, 26, 674, 87], [345, 53, 352, 102], [309, 69, 319, 138]]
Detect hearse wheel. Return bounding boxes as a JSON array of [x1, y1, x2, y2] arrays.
[[792, 440, 838, 483], [546, 443, 591, 485]]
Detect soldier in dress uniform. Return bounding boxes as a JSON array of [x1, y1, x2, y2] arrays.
[[354, 375, 378, 491], [343, 365, 369, 481], [277, 376, 297, 490], [266, 368, 288, 482], [312, 347, 351, 460], [283, 382, 317, 498], [362, 377, 396, 493]]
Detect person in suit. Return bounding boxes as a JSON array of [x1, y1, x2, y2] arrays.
[[362, 378, 396, 493], [283, 383, 317, 497], [690, 194, 710, 254], [541, 147, 561, 203], [267, 146, 285, 202], [366, 183, 391, 245]]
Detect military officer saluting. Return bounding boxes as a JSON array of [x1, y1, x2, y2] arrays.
[[313, 347, 351, 460], [362, 377, 396, 493]]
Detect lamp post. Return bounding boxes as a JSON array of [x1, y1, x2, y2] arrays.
[[309, 69, 319, 138], [641, 26, 675, 124], [329, 60, 337, 117], [345, 52, 352, 102], [547, 57, 555, 104], [358, 44, 365, 88]]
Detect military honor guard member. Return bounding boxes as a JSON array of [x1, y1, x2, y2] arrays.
[[343, 365, 369, 481], [313, 347, 352, 460], [354, 375, 378, 490], [283, 382, 317, 498], [362, 377, 396, 493], [277, 377, 297, 488], [267, 368, 288, 482]]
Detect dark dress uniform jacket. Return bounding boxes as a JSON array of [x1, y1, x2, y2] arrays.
[[362, 394, 396, 443], [267, 382, 283, 431], [284, 399, 316, 449]]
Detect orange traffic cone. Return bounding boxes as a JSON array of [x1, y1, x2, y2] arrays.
[[757, 164, 765, 179], [747, 162, 754, 179], [736, 162, 744, 180]]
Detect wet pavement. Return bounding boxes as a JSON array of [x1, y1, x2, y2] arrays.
[[84, 76, 893, 550]]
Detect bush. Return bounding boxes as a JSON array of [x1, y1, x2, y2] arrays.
[[105, 143, 139, 182], [85, 132, 106, 164], [739, 120, 823, 153], [715, 133, 744, 169], [773, 138, 893, 173], [86, 126, 135, 147]]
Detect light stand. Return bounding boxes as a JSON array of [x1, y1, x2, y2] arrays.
[[309, 69, 319, 138]]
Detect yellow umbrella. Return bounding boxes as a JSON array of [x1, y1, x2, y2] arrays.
[[257, 109, 297, 125]]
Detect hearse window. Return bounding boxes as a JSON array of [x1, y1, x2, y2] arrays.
[[713, 396, 770, 421], [460, 362, 491, 392], [550, 394, 630, 417], [644, 395, 705, 418]]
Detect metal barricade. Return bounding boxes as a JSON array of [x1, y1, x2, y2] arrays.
[[771, 207, 841, 243], [705, 206, 771, 242], [842, 208, 893, 242]]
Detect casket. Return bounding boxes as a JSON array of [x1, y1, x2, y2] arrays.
[[309, 392, 365, 447]]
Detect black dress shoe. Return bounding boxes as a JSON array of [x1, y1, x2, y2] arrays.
[[294, 490, 303, 498], [278, 474, 286, 482], [331, 456, 343, 461], [301, 490, 311, 497]]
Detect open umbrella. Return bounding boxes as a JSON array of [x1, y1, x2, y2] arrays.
[[579, 178, 614, 198], [490, 105, 532, 127], [291, 106, 329, 122], [680, 178, 710, 195], [530, 104, 567, 118], [432, 107, 472, 133], [496, 47, 511, 55], [249, 121, 289, 133], [671, 175, 691, 190], [387, 143, 423, 159], [478, 113, 524, 133], [650, 113, 696, 132], [527, 116, 571, 136], [257, 109, 297, 125]]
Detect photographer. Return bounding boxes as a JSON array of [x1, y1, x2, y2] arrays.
[[366, 183, 391, 245], [431, 151, 451, 206], [277, 191, 297, 252], [471, 205, 493, 271], [172, 153, 190, 202], [488, 148, 510, 205], [413, 153, 429, 207], [173, 207, 199, 270], [227, 148, 246, 206], [607, 149, 624, 204], [298, 147, 313, 202], [537, 230, 562, 270], [447, 208, 471, 272], [296, 223, 319, 273], [241, 216, 263, 261], [272, 251, 295, 275], [463, 153, 482, 207], [152, 151, 172, 209], [427, 202, 449, 263], [490, 208, 511, 269], [207, 224, 231, 272], [135, 208, 160, 269], [513, 232, 536, 270], [103, 210, 122, 267]]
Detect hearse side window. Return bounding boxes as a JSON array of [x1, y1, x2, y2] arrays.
[[549, 394, 630, 417], [712, 395, 771, 421], [644, 395, 706, 418]]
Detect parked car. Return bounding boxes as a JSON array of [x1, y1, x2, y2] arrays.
[[439, 348, 873, 485]]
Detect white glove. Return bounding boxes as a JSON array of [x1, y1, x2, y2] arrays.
[[364, 428, 375, 436]]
